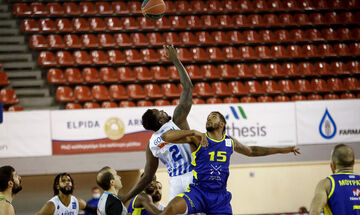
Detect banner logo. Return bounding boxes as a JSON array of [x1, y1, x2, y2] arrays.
[[104, 117, 125, 140], [226, 106, 247, 120], [319, 109, 337, 139]]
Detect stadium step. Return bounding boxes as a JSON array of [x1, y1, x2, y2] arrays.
[[19, 96, 55, 107], [0, 4, 8, 12], [0, 36, 25, 44], [6, 70, 42, 79], [0, 28, 19, 35], [0, 20, 16, 27], [11, 79, 45, 88], [0, 44, 28, 52], [0, 12, 12, 19], [15, 88, 50, 97], [0, 53, 32, 61], [2, 61, 36, 69]]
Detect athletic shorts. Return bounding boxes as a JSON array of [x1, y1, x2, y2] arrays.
[[178, 183, 232, 215], [168, 171, 193, 202]]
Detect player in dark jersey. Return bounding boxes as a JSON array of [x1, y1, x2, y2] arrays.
[[159, 111, 300, 214], [310, 144, 360, 215], [0, 165, 22, 215]]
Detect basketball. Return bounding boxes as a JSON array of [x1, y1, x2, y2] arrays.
[[141, 0, 166, 20]]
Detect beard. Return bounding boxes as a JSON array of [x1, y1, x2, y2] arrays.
[[12, 183, 22, 194], [151, 193, 161, 202], [59, 186, 73, 195], [206, 125, 216, 132]]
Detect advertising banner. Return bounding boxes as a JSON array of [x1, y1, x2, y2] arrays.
[[296, 100, 360, 145], [0, 111, 52, 158]]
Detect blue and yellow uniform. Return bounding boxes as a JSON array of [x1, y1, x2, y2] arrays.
[[324, 173, 360, 215], [179, 133, 234, 214], [127, 194, 151, 215]]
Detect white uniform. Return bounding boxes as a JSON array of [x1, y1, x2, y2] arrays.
[[149, 120, 194, 201], [49, 195, 79, 215]]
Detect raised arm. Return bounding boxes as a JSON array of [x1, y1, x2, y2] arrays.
[[162, 45, 193, 130], [161, 130, 207, 148], [121, 144, 159, 203], [310, 178, 330, 215], [135, 193, 162, 215], [232, 137, 300, 156]]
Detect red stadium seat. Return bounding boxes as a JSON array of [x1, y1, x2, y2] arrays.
[[163, 32, 181, 46], [155, 17, 171, 30], [234, 64, 253, 78], [65, 68, 84, 84], [271, 45, 287, 59], [109, 84, 128, 100], [334, 43, 351, 56], [310, 13, 325, 25], [250, 63, 269, 78], [48, 35, 65, 49], [279, 13, 295, 26], [191, 48, 209, 62], [228, 30, 243, 44], [248, 14, 264, 27], [337, 28, 353, 40], [212, 31, 230, 45], [127, 84, 146, 99], [72, 18, 90, 32], [212, 81, 232, 96], [302, 44, 318, 58], [327, 78, 345, 92], [164, 1, 176, 13], [201, 15, 218, 28], [325, 12, 340, 24], [315, 62, 332, 76], [22, 19, 39, 33], [91, 50, 109, 65], [350, 43, 360, 56], [257, 96, 273, 103], [348, 61, 360, 74], [80, 2, 97, 15], [341, 92, 356, 99], [131, 32, 149, 46], [262, 80, 281, 94], [13, 3, 31, 16], [134, 66, 153, 81], [260, 30, 276, 42], [255, 46, 272, 59], [148, 32, 164, 46], [64, 34, 81, 49], [30, 35, 48, 50], [136, 100, 153, 107], [96, 2, 113, 15], [331, 61, 349, 75], [106, 17, 122, 31], [343, 77, 360, 91], [318, 44, 336, 57], [122, 17, 139, 30], [114, 33, 132, 47], [206, 98, 223, 104], [162, 83, 180, 98], [177, 48, 193, 62], [218, 15, 233, 28], [324, 93, 339, 100], [100, 67, 118, 83], [38, 51, 57, 67], [322, 28, 338, 41], [306, 29, 323, 41], [274, 30, 290, 42], [92, 85, 110, 101], [81, 34, 99, 48], [287, 45, 303, 58], [98, 34, 116, 48], [294, 13, 310, 25], [299, 62, 316, 77], [119, 101, 136, 107], [268, 63, 286, 77], [307, 94, 323, 100], [196, 31, 214, 45], [155, 99, 171, 106], [192, 0, 206, 13], [56, 18, 73, 33], [31, 3, 48, 16], [152, 66, 169, 81], [233, 14, 248, 27], [56, 51, 74, 66], [101, 101, 118, 108], [218, 64, 237, 79], [185, 15, 202, 29], [128, 1, 142, 14], [175, 1, 191, 12], [186, 65, 203, 80], [223, 46, 241, 61], [283, 63, 300, 77], [290, 30, 307, 42], [194, 82, 215, 97], [241, 96, 256, 103], [340, 12, 356, 24], [179, 32, 197, 46], [291, 95, 307, 101], [294, 79, 313, 93], [202, 64, 220, 80], [8, 106, 24, 112], [168, 66, 180, 81], [264, 14, 279, 26], [74, 51, 92, 65], [141, 49, 160, 63], [112, 2, 128, 14], [244, 30, 259, 43], [268, 0, 283, 10], [117, 67, 136, 82], [124, 49, 142, 63], [311, 79, 329, 93], [64, 3, 80, 16], [274, 95, 290, 102], [144, 83, 163, 99], [223, 97, 240, 103], [89, 18, 106, 32], [83, 67, 101, 83], [108, 50, 125, 64], [278, 79, 297, 93], [56, 86, 74, 102], [229, 81, 248, 95], [169, 16, 186, 30], [74, 85, 93, 102], [245, 80, 264, 95], [0, 72, 10, 86], [83, 102, 100, 109], [240, 46, 256, 60], [208, 0, 224, 12]]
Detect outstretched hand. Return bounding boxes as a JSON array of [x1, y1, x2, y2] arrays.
[[162, 44, 178, 62], [287, 146, 300, 155], [193, 130, 208, 147]]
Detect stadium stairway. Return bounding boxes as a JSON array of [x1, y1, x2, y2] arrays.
[[0, 0, 58, 110]]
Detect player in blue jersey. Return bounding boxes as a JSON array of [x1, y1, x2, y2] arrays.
[[310, 144, 360, 215], [158, 111, 300, 215], [122, 44, 194, 204]]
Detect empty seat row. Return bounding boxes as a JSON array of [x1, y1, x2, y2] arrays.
[[38, 44, 360, 67], [46, 61, 360, 85], [13, 0, 360, 18], [55, 77, 360, 103], [13, 2, 142, 17], [64, 91, 360, 109], [21, 12, 359, 33], [0, 88, 19, 105], [29, 28, 360, 50]]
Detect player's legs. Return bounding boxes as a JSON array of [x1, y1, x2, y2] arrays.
[[160, 196, 187, 215], [168, 171, 193, 201], [206, 190, 232, 215]]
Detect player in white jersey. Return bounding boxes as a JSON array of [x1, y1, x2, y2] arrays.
[[122, 44, 194, 203], [37, 173, 97, 215]]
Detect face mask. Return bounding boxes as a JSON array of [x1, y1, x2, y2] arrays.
[[93, 193, 101, 199]]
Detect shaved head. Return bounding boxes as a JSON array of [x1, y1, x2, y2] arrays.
[[331, 144, 355, 168]]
